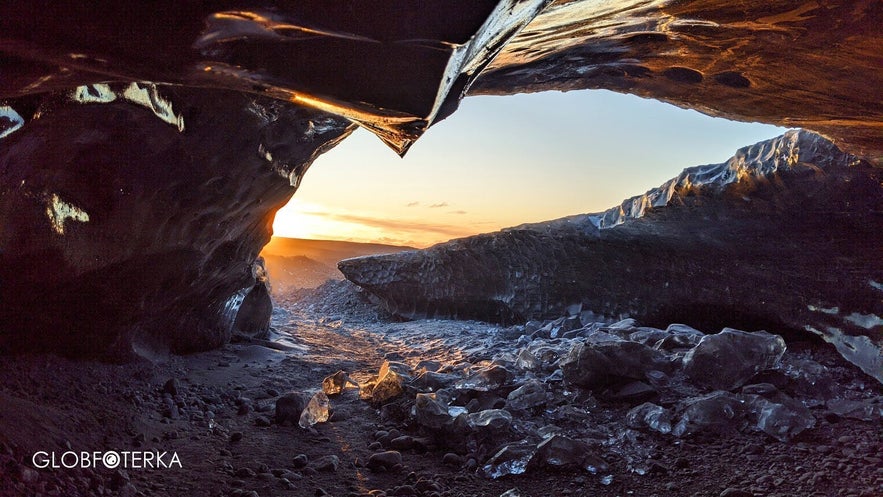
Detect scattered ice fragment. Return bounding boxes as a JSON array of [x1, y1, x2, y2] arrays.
[[322, 370, 357, 396], [447, 406, 468, 417], [299, 391, 330, 428], [826, 398, 883, 421], [530, 435, 607, 473], [454, 365, 511, 392], [600, 475, 614, 485], [626, 402, 673, 434], [506, 379, 547, 410], [745, 395, 815, 442], [465, 409, 512, 433], [413, 393, 453, 430], [483, 443, 535, 479], [682, 328, 786, 391], [561, 339, 668, 388], [673, 391, 745, 437], [363, 361, 405, 405]]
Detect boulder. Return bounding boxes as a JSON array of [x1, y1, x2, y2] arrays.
[[561, 340, 670, 388], [682, 329, 786, 391]]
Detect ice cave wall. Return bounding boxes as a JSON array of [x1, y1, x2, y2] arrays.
[[0, 85, 352, 358]]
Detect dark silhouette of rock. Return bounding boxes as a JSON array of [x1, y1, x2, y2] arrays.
[[0, 85, 351, 359], [341, 131, 883, 383], [275, 392, 308, 426]]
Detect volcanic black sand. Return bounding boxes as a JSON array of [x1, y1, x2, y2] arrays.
[[1, 282, 880, 497]]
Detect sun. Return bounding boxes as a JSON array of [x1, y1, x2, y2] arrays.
[[271, 199, 329, 240]]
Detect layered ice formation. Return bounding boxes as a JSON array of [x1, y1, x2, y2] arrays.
[[340, 131, 883, 383]]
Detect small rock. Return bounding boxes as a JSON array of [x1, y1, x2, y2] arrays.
[[254, 415, 272, 427], [163, 378, 179, 396], [367, 451, 402, 472], [235, 467, 256, 478], [442, 453, 463, 467], [18, 466, 39, 483], [311, 455, 339, 473], [275, 393, 307, 426], [389, 436, 414, 451], [415, 478, 441, 493], [391, 485, 416, 496], [292, 454, 309, 468], [230, 432, 243, 443]]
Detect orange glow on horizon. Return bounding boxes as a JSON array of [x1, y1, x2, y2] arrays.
[[271, 199, 491, 248]]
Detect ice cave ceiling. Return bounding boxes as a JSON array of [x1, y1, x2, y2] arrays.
[[2, 1, 881, 160], [0, 1, 881, 372]]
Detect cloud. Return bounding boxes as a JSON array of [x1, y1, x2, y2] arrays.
[[305, 210, 473, 238], [406, 201, 420, 207], [449, 210, 468, 215], [429, 202, 449, 208]]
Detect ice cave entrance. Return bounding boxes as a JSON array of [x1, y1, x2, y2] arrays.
[[269, 89, 788, 251]]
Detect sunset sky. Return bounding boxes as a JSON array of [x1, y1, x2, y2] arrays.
[[272, 90, 787, 248]]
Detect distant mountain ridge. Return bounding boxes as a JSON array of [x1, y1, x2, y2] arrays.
[[262, 238, 414, 292]]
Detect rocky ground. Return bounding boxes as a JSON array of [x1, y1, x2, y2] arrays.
[[1, 281, 881, 497]]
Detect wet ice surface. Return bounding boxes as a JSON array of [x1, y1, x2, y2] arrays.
[[271, 281, 883, 491]]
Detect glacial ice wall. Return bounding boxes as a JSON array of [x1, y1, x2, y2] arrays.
[[340, 131, 883, 383]]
